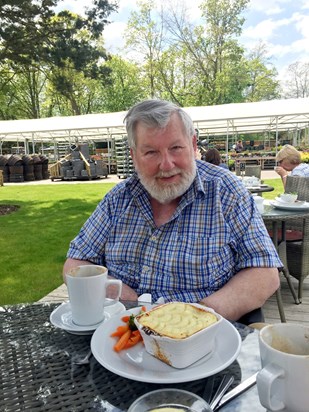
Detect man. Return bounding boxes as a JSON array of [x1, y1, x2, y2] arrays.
[[63, 99, 281, 321]]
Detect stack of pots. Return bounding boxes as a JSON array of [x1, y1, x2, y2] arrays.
[[0, 155, 10, 183], [7, 155, 24, 182], [32, 155, 43, 180], [39, 155, 49, 179], [22, 155, 35, 181]]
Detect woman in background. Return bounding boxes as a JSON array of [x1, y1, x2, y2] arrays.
[[275, 144, 309, 189], [204, 148, 229, 170]]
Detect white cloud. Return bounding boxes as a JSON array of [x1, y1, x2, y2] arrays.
[[248, 0, 291, 16], [243, 18, 290, 41]]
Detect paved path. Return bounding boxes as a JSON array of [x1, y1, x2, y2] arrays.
[[3, 170, 280, 187]]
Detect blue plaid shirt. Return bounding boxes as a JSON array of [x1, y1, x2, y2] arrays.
[[67, 160, 282, 302]]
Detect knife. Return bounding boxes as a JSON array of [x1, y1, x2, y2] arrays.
[[214, 372, 258, 411]]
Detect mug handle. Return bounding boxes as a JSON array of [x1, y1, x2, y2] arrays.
[[105, 279, 122, 306], [257, 363, 285, 411]]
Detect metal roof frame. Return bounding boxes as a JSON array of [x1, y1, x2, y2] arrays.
[[0, 98, 308, 146]]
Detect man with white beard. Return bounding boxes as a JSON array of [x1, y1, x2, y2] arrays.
[[63, 99, 281, 322]]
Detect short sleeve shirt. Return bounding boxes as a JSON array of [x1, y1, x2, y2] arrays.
[[291, 163, 309, 177], [67, 160, 282, 302]]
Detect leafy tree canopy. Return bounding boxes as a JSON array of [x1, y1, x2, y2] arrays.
[[0, 0, 118, 74]]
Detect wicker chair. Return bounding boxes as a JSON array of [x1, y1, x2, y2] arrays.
[[285, 176, 309, 302], [244, 165, 261, 179]]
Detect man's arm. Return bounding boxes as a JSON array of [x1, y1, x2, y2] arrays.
[[62, 258, 138, 301], [199, 267, 280, 321]]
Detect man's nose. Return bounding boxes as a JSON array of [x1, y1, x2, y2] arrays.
[[160, 152, 174, 170]]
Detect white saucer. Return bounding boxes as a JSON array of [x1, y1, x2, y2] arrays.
[[275, 197, 305, 206], [50, 301, 126, 335]]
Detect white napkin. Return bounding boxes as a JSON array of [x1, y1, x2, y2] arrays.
[[137, 294, 165, 305]]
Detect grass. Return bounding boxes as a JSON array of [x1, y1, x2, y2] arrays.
[[0, 178, 283, 305], [0, 183, 115, 305]]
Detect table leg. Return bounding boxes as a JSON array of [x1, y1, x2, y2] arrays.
[[272, 222, 287, 321], [275, 288, 286, 323], [278, 222, 299, 304]]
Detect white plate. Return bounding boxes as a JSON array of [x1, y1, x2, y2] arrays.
[[91, 307, 242, 383], [50, 301, 126, 335], [270, 201, 309, 211]]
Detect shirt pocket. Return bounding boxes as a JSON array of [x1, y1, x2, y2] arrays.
[[176, 234, 235, 289]]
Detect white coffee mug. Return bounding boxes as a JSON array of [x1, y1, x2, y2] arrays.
[[257, 323, 309, 412], [65, 265, 122, 326], [253, 195, 264, 214]]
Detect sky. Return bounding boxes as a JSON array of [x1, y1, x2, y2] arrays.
[[58, 0, 309, 80]]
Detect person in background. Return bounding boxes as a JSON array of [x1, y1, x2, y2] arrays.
[[204, 148, 229, 170], [63, 99, 281, 322], [235, 140, 243, 153], [274, 144, 309, 189]]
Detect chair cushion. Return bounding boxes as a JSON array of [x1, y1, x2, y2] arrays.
[[267, 229, 303, 242]]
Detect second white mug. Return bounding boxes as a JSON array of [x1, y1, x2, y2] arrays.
[[257, 323, 309, 412]]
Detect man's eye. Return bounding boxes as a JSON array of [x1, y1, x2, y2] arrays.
[[144, 150, 156, 156]]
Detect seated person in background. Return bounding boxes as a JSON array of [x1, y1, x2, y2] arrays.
[[204, 148, 229, 170], [63, 99, 281, 322], [275, 144, 309, 189]]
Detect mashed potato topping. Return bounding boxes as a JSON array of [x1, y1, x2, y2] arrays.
[[136, 302, 217, 339]]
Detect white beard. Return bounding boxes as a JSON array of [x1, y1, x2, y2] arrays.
[[137, 159, 197, 204]]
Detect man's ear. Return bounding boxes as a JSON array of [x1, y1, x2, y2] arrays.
[[130, 148, 135, 162], [192, 134, 197, 151]]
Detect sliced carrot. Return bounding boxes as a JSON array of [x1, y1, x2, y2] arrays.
[[124, 330, 143, 349], [114, 329, 132, 352], [121, 315, 131, 323], [110, 324, 130, 337], [141, 305, 147, 312]]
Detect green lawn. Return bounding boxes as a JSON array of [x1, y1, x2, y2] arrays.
[[0, 183, 115, 305], [0, 178, 282, 305]]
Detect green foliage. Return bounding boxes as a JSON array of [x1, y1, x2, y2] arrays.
[[0, 0, 117, 118]]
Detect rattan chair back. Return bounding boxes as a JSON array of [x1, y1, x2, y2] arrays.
[[285, 176, 309, 301]]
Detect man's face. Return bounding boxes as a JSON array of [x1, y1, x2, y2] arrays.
[[130, 113, 197, 204]]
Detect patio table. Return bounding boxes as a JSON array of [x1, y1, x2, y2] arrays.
[[0, 302, 266, 411]]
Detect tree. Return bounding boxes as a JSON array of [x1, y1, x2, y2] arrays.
[[124, 0, 165, 98], [283, 61, 309, 98], [243, 43, 280, 102], [0, 0, 118, 118], [101, 55, 148, 112], [163, 0, 250, 105]]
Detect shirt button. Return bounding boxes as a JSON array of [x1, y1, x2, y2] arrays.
[[150, 235, 157, 241]]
